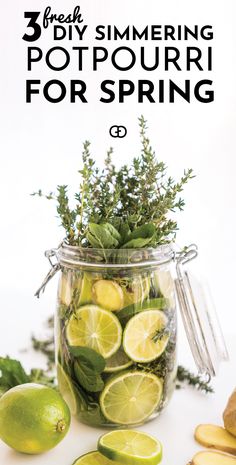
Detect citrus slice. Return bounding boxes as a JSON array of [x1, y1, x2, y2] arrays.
[[100, 371, 162, 425], [57, 364, 78, 415], [104, 347, 132, 373], [66, 305, 122, 359], [92, 280, 124, 311], [123, 309, 169, 363], [72, 451, 119, 465], [98, 430, 163, 465]]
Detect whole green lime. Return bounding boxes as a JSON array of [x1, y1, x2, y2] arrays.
[[0, 383, 71, 454]]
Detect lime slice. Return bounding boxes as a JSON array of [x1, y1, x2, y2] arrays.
[[66, 305, 122, 359], [104, 347, 132, 373], [123, 309, 169, 363], [118, 298, 169, 326], [100, 371, 163, 425], [73, 451, 119, 465], [57, 364, 77, 416], [153, 269, 175, 308], [98, 430, 162, 465]]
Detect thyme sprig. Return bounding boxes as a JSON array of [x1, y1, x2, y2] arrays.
[[176, 365, 214, 393], [32, 116, 194, 247]]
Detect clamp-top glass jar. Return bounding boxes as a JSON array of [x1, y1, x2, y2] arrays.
[[37, 242, 228, 428]]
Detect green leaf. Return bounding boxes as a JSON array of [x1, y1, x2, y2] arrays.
[[69, 346, 106, 373], [122, 223, 156, 248], [69, 346, 106, 393], [74, 361, 104, 392], [87, 223, 121, 249], [0, 357, 29, 391]]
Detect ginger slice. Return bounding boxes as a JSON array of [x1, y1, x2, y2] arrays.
[[195, 424, 236, 455], [190, 450, 236, 465], [92, 280, 124, 311], [224, 390, 236, 437]]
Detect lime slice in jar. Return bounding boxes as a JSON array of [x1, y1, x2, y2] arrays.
[[72, 451, 118, 465], [104, 347, 132, 373], [98, 430, 163, 465], [57, 364, 78, 415], [100, 371, 163, 425], [66, 305, 122, 359], [92, 280, 124, 311], [123, 310, 169, 363]]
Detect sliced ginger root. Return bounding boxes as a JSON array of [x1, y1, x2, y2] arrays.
[[224, 390, 236, 437], [190, 450, 236, 465], [92, 280, 124, 311], [194, 424, 236, 455]]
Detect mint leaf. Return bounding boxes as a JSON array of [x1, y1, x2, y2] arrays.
[[69, 346, 106, 373], [69, 346, 105, 393], [87, 223, 121, 248], [74, 361, 104, 392], [0, 357, 29, 392], [122, 223, 156, 248]]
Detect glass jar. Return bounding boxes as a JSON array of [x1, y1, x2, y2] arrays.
[[36, 242, 228, 428], [55, 243, 177, 427]]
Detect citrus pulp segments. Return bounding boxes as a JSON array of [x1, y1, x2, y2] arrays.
[[100, 371, 163, 425], [123, 309, 169, 363], [57, 364, 78, 415], [98, 430, 163, 465], [66, 305, 122, 359]]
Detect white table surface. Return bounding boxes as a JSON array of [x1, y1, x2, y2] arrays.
[[0, 332, 235, 465]]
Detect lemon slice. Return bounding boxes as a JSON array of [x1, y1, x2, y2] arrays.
[[56, 364, 77, 416], [98, 430, 162, 465], [73, 451, 119, 465], [66, 305, 122, 359], [123, 309, 169, 363], [100, 371, 162, 425], [104, 347, 132, 373]]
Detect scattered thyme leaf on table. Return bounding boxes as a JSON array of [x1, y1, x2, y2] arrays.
[[32, 116, 194, 247]]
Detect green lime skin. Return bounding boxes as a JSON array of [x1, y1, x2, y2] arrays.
[[0, 383, 71, 454]]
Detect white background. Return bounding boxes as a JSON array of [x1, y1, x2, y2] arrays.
[[0, 1, 236, 464]]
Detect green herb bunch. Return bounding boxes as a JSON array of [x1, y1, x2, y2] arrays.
[[32, 116, 194, 249]]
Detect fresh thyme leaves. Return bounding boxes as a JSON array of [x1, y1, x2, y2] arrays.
[[33, 116, 194, 248], [176, 365, 214, 393], [152, 327, 170, 343]]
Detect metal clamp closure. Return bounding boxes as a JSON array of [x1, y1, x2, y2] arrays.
[[35, 248, 61, 298]]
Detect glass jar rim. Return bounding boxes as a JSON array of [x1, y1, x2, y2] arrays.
[[56, 241, 175, 269]]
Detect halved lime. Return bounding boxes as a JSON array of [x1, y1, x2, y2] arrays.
[[98, 430, 162, 465], [72, 451, 119, 465], [104, 347, 133, 373], [66, 305, 122, 359], [57, 364, 78, 415], [123, 309, 169, 363], [100, 371, 163, 425]]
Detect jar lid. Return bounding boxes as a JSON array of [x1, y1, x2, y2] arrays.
[[175, 245, 229, 376]]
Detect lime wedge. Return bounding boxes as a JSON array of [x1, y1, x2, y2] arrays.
[[98, 430, 163, 465], [104, 347, 132, 373], [123, 309, 169, 363], [100, 371, 162, 425], [72, 451, 119, 465], [66, 305, 122, 359], [57, 364, 77, 415]]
